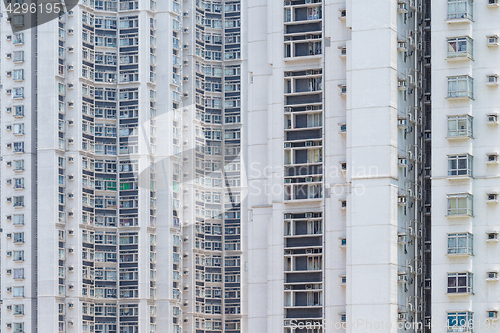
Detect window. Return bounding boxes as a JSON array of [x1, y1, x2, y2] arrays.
[[448, 272, 473, 294], [13, 286, 24, 297], [448, 233, 473, 255], [448, 76, 473, 99], [447, 115, 472, 137], [448, 155, 473, 176], [13, 268, 24, 279], [447, 37, 473, 59], [447, 312, 473, 332], [447, 193, 473, 216], [447, 0, 473, 20]]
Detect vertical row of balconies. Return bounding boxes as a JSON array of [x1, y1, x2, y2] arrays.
[[284, 69, 323, 201], [283, 212, 323, 332], [284, 0, 323, 60]]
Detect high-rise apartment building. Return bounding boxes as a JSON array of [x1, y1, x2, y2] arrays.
[[246, 0, 429, 333], [3, 0, 500, 333], [0, 0, 244, 332], [431, 0, 500, 331]]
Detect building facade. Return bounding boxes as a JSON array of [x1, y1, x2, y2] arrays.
[[0, 0, 244, 332], [246, 0, 428, 333], [431, 0, 500, 331]]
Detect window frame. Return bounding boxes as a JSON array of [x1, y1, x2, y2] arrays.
[[447, 233, 473, 255], [447, 193, 473, 216], [448, 154, 473, 177], [447, 272, 473, 294], [447, 115, 473, 138], [447, 75, 474, 99]]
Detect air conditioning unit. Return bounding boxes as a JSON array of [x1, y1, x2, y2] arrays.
[[6, 233, 12, 239], [6, 53, 12, 59], [341, 200, 347, 208], [488, 114, 498, 123], [68, 157, 74, 162], [6, 305, 12, 310], [6, 107, 12, 113], [68, 138, 74, 144], [6, 143, 12, 149], [183, 28, 189, 33], [68, 175, 74, 180], [398, 195, 407, 205], [68, 47, 74, 53], [68, 266, 74, 272], [67, 65, 74, 71], [306, 177, 313, 182], [183, 44, 189, 50], [183, 92, 189, 98], [488, 194, 498, 202], [68, 303, 74, 308], [487, 310, 499, 319], [305, 284, 312, 289], [68, 285, 74, 291], [6, 323, 12, 328], [398, 234, 408, 244], [6, 251, 12, 257], [68, 320, 74, 327], [306, 141, 312, 147], [6, 269, 12, 275], [398, 273, 408, 283], [6, 287, 12, 292], [68, 102, 74, 107], [183, 253, 189, 259], [68, 29, 74, 35], [6, 71, 12, 77], [398, 312, 407, 322], [68, 248, 74, 254], [6, 161, 12, 166], [183, 237, 189, 242], [488, 271, 498, 279], [68, 229, 74, 235], [285, 142, 291, 148], [183, 60, 189, 66], [6, 179, 12, 184], [487, 75, 498, 85], [68, 10, 74, 16], [183, 12, 189, 17], [68, 84, 74, 90], [7, 215, 12, 221], [68, 193, 74, 199]]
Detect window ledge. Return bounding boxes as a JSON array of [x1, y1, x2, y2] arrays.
[[486, 239, 499, 243], [446, 214, 472, 218], [446, 175, 472, 181], [446, 135, 472, 140], [446, 55, 472, 62], [445, 18, 473, 24], [446, 292, 473, 296], [487, 200, 499, 204], [446, 96, 473, 101], [486, 278, 499, 281], [487, 161, 499, 165], [487, 3, 500, 8], [446, 252, 472, 257]]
